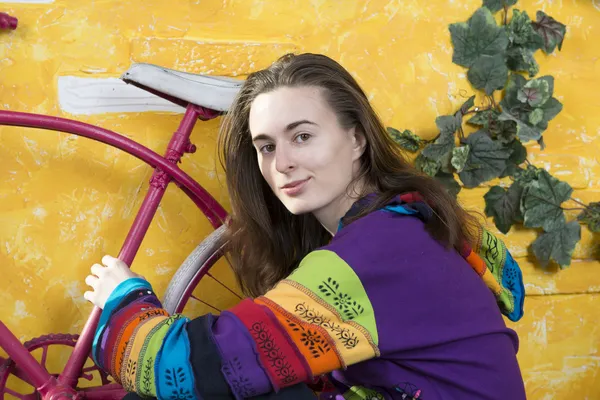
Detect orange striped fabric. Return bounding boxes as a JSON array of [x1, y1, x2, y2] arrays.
[[256, 297, 342, 376]]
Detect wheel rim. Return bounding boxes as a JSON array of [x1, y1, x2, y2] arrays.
[[173, 250, 242, 318], [163, 226, 243, 318]]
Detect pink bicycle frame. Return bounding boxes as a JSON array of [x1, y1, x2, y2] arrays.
[[0, 12, 18, 30], [0, 104, 228, 399]]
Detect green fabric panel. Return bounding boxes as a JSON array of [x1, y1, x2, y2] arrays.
[[136, 315, 184, 397], [287, 250, 378, 345]]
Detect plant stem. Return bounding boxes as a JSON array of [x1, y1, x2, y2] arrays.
[[562, 207, 586, 211], [488, 94, 498, 110], [569, 197, 589, 208], [525, 159, 532, 166], [503, 4, 509, 25], [464, 106, 493, 116]]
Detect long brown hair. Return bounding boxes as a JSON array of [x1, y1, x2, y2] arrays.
[[218, 53, 480, 298]]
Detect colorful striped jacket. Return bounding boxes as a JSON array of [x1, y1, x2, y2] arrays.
[[92, 193, 526, 399]]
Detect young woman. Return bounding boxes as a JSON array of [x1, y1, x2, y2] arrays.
[[85, 53, 527, 400]]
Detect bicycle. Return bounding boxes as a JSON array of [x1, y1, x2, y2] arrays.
[[0, 13, 246, 399]]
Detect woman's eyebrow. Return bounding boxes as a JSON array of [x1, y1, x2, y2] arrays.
[[284, 120, 318, 131], [252, 120, 318, 143]]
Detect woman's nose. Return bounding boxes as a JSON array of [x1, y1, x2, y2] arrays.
[[275, 146, 296, 173]]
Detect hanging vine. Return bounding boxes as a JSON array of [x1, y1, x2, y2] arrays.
[[388, 0, 599, 268]]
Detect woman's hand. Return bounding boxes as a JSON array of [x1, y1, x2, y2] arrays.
[[84, 255, 141, 309]]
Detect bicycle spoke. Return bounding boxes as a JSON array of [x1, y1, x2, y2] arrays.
[[4, 385, 36, 400], [80, 366, 98, 381], [190, 294, 221, 313], [207, 272, 242, 299], [81, 366, 98, 374], [4, 387, 25, 399], [39, 346, 48, 369]]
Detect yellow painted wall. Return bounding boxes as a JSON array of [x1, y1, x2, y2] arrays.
[[0, 0, 599, 397]]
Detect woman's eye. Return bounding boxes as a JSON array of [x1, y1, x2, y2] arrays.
[[295, 133, 311, 143], [260, 144, 275, 154]]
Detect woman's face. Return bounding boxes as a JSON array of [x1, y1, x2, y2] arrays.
[[249, 86, 365, 222]]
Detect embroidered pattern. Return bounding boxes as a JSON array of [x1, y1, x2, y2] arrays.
[[318, 277, 364, 320], [124, 359, 136, 391], [287, 250, 379, 344], [256, 296, 343, 374], [164, 367, 193, 400], [504, 264, 518, 292], [117, 339, 129, 382], [142, 356, 153, 394], [139, 309, 166, 321], [482, 231, 501, 272], [134, 315, 170, 395], [250, 321, 298, 385], [286, 318, 331, 359], [295, 303, 359, 349], [222, 357, 257, 398]]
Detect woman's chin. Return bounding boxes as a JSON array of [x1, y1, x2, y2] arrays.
[[280, 197, 315, 216]]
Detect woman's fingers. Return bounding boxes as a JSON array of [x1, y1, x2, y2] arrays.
[[85, 274, 98, 288], [84, 255, 138, 309], [102, 255, 124, 268], [91, 263, 105, 277], [83, 291, 94, 303]]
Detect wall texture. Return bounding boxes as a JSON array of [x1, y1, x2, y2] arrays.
[[0, 0, 599, 397]]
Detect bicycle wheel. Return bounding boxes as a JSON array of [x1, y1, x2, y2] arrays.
[[162, 224, 243, 316]]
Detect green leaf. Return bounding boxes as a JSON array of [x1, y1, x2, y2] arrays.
[[509, 140, 527, 165], [500, 73, 527, 112], [484, 183, 523, 233], [387, 127, 422, 152], [415, 154, 441, 177], [506, 9, 544, 49], [506, 46, 539, 77], [514, 164, 542, 187], [436, 115, 460, 135], [492, 120, 518, 144], [435, 172, 462, 198], [532, 221, 581, 268], [501, 139, 527, 177], [421, 137, 454, 159], [422, 140, 454, 165], [421, 115, 458, 161], [529, 108, 544, 125], [439, 148, 455, 174], [538, 75, 555, 95], [517, 78, 551, 107], [532, 11, 567, 54], [468, 109, 518, 144], [482, 0, 517, 13], [539, 97, 563, 124], [468, 109, 500, 127], [457, 95, 476, 119], [522, 169, 573, 231], [577, 202, 600, 233], [449, 7, 509, 68], [451, 146, 470, 172], [499, 110, 543, 142], [458, 130, 513, 187], [467, 54, 509, 95], [537, 136, 546, 151]]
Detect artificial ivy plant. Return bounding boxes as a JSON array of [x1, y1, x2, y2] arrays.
[[388, 0, 599, 268]]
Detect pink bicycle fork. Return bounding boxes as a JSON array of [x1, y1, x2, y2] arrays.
[[0, 104, 225, 399]]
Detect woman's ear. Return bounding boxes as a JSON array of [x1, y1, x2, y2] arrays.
[[350, 127, 367, 161]]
